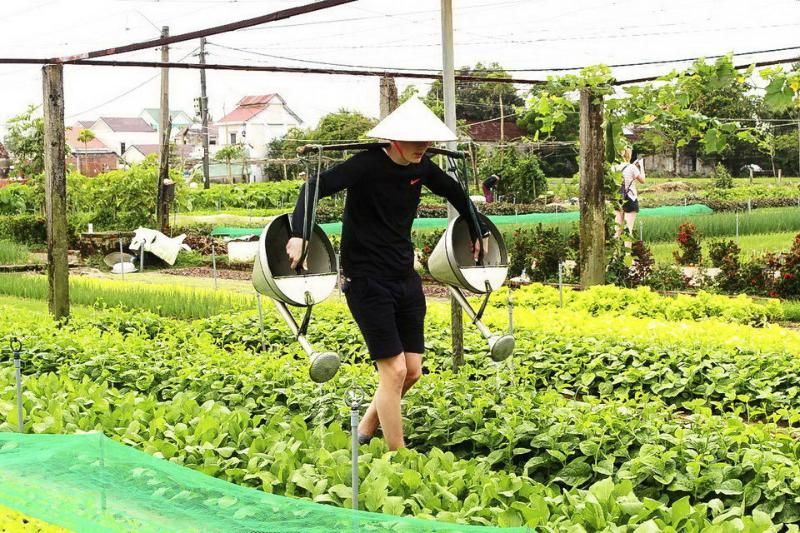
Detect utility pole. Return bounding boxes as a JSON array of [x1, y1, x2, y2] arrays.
[[578, 88, 606, 286], [42, 64, 69, 319], [499, 92, 505, 146], [379, 75, 398, 119], [157, 26, 171, 233], [441, 0, 464, 370], [199, 37, 211, 189]]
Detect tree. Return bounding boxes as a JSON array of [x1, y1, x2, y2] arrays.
[[619, 56, 755, 174], [425, 62, 524, 123], [3, 105, 46, 177], [76, 128, 96, 175], [269, 109, 377, 159], [517, 84, 580, 142], [477, 146, 547, 203], [215, 144, 245, 183]]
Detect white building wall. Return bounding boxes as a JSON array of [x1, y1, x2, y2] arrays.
[[123, 149, 147, 164], [91, 121, 159, 155]]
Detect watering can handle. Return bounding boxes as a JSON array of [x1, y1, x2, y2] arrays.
[[298, 292, 314, 336], [473, 280, 492, 323]]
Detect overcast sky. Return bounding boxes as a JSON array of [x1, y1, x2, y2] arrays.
[[1, 0, 798, 136]]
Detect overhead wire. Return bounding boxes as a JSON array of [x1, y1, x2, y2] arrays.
[[209, 42, 800, 74], [65, 47, 199, 119]]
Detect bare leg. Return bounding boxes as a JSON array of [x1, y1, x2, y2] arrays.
[[614, 210, 625, 239], [624, 212, 638, 248], [358, 353, 421, 443]]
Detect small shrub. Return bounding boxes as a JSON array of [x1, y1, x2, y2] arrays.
[[708, 240, 741, 268], [628, 241, 655, 286], [646, 264, 688, 292], [776, 234, 800, 298], [508, 224, 571, 281], [0, 214, 46, 245], [673, 222, 702, 266], [413, 229, 444, 274], [711, 163, 733, 189], [716, 253, 743, 293]]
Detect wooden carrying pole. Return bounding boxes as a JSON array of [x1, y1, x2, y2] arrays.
[[42, 64, 70, 319], [578, 88, 606, 286]]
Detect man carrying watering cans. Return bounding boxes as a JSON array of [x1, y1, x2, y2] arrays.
[[287, 98, 489, 450]]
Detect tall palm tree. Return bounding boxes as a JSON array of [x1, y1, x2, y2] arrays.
[[76, 128, 96, 175]]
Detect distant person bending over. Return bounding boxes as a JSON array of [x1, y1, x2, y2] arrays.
[[286, 98, 488, 451], [614, 147, 645, 248], [482, 174, 500, 203]]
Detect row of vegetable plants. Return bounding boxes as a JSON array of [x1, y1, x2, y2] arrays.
[[0, 368, 788, 532], [3, 297, 800, 526]]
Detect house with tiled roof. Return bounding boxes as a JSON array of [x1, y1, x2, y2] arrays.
[[66, 123, 118, 177], [140, 109, 194, 139], [215, 94, 303, 165], [465, 117, 526, 144], [90, 117, 159, 156], [123, 144, 197, 165]]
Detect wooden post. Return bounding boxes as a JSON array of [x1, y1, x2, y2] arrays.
[[441, 0, 464, 370], [578, 88, 605, 286], [199, 37, 211, 190], [379, 76, 398, 119], [157, 26, 170, 233], [42, 64, 69, 319]]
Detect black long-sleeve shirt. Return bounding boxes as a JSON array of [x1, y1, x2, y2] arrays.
[[291, 147, 486, 279]]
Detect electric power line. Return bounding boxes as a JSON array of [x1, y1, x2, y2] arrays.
[[65, 47, 198, 119], [210, 41, 800, 74]]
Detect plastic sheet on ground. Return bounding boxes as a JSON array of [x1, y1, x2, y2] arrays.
[[210, 204, 714, 238], [0, 432, 529, 533]]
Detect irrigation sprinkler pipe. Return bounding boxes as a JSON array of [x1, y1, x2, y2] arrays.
[[255, 294, 267, 353], [10, 338, 23, 433], [507, 287, 514, 335], [344, 386, 365, 512], [118, 238, 125, 281], [211, 244, 218, 290]]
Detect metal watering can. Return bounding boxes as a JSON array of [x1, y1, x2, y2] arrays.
[[252, 147, 341, 383], [428, 209, 515, 362]]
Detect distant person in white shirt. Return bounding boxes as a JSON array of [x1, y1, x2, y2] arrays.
[[614, 147, 646, 247]]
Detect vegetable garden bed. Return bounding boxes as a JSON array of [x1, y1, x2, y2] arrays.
[[1, 279, 800, 530]]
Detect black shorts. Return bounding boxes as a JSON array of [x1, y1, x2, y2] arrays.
[[343, 275, 427, 360], [622, 198, 639, 213]]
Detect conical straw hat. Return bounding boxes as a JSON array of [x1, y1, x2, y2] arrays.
[[366, 97, 457, 142]]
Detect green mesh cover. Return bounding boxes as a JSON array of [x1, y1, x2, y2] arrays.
[[0, 432, 528, 533], [210, 204, 713, 237]]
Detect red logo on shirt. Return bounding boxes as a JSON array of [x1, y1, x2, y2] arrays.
[[409, 178, 421, 186]]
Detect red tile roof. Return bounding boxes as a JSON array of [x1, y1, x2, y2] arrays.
[[66, 125, 111, 152], [466, 118, 526, 142], [128, 144, 161, 156], [216, 94, 277, 124], [238, 94, 275, 106], [98, 117, 155, 133]]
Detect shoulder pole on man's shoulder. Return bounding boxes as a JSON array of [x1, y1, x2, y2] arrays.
[[297, 142, 466, 159]]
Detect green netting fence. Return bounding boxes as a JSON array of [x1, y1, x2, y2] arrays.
[[0, 432, 529, 533], [210, 204, 713, 238]]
